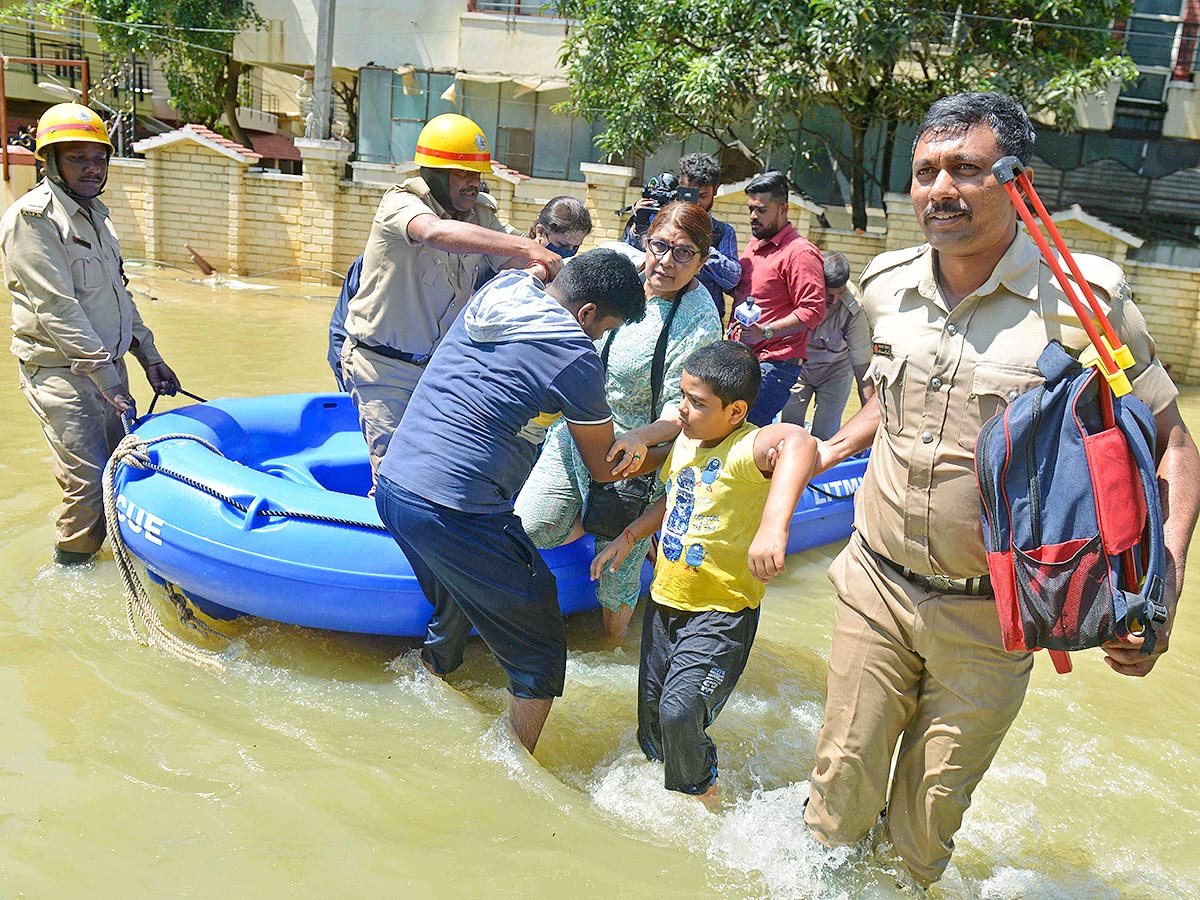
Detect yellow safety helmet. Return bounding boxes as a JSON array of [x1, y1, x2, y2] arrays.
[[34, 103, 114, 162], [413, 113, 492, 174]]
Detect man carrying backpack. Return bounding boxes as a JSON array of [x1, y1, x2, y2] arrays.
[[802, 92, 1200, 889]]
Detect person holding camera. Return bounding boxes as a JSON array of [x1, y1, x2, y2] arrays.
[[619, 172, 693, 252], [677, 153, 741, 319], [730, 171, 827, 426], [516, 201, 722, 642]]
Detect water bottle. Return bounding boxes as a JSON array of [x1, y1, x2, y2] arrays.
[[733, 296, 761, 328]]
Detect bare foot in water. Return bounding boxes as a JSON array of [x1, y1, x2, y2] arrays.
[[697, 780, 721, 811], [421, 659, 443, 678]]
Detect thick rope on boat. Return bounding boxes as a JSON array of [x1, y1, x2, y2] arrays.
[[104, 432, 228, 673]]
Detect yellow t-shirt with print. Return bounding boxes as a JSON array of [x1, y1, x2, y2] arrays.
[[652, 422, 770, 613]]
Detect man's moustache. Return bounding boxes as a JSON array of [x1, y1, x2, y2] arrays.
[[924, 203, 970, 219]]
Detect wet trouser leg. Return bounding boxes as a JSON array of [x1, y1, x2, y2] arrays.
[[375, 475, 567, 700], [638, 603, 760, 794], [18, 361, 128, 554], [340, 342, 424, 480], [805, 531, 1032, 886]]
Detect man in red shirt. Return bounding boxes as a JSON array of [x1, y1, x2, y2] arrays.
[[731, 171, 827, 425]]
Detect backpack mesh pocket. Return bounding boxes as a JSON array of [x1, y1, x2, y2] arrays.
[[1012, 533, 1118, 651]]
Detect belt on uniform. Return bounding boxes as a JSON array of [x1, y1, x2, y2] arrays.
[[353, 340, 432, 367], [874, 551, 992, 596]]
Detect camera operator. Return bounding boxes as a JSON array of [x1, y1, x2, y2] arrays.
[[619, 172, 697, 253], [678, 153, 741, 319]]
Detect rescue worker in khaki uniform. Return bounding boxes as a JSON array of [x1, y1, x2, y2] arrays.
[[341, 113, 563, 477], [781, 251, 875, 440], [2, 103, 180, 565], [801, 93, 1200, 888]]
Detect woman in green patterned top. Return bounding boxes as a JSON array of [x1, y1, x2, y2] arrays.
[[516, 202, 723, 641]]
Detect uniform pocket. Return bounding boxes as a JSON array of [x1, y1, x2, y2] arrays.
[[69, 253, 103, 291], [870, 354, 907, 436], [957, 362, 1042, 451]]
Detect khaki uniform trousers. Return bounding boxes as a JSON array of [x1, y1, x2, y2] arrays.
[[19, 359, 129, 554], [782, 355, 855, 441], [805, 530, 1033, 886], [339, 341, 424, 479]]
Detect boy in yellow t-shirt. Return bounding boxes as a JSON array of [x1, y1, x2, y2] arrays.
[[592, 341, 816, 797]]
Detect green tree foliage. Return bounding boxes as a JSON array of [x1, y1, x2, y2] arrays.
[[557, 0, 1137, 230], [39, 0, 262, 149]]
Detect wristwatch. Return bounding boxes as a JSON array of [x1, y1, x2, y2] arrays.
[[761, 324, 776, 340]]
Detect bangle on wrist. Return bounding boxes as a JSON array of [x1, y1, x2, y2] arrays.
[[623, 527, 636, 546]]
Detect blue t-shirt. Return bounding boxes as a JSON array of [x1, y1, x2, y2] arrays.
[[380, 271, 612, 513]]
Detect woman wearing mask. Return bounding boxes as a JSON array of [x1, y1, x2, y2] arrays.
[[529, 195, 592, 258], [516, 201, 722, 641], [476, 195, 593, 289]]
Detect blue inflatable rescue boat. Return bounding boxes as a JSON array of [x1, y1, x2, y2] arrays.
[[110, 394, 865, 636]]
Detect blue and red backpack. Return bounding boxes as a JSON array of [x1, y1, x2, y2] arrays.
[[974, 340, 1167, 673]]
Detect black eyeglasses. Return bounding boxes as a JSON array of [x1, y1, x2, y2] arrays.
[[646, 238, 700, 264]]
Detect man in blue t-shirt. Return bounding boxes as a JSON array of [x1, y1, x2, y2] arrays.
[[375, 248, 648, 753]]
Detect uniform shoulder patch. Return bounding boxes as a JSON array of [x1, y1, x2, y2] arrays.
[[1066, 252, 1126, 301], [861, 243, 928, 286], [19, 189, 51, 218], [475, 191, 499, 212]]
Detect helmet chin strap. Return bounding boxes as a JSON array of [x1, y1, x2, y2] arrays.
[[45, 147, 109, 203]]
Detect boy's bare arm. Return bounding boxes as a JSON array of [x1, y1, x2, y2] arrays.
[[590, 495, 668, 581], [749, 424, 817, 583]]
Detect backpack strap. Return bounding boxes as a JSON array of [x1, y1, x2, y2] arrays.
[[1116, 397, 1168, 652], [601, 295, 683, 421]]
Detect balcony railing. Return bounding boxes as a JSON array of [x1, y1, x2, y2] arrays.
[[467, 0, 562, 16]]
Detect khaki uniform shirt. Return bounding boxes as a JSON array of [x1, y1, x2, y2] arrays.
[[805, 283, 871, 368], [344, 177, 517, 357], [2, 180, 161, 392], [857, 230, 1178, 578]]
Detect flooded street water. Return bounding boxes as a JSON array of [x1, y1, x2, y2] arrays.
[[2, 268, 1198, 899]]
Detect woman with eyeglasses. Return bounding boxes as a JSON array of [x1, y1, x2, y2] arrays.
[[516, 201, 722, 641]]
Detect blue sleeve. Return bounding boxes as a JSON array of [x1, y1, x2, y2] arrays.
[[548, 353, 612, 425], [327, 255, 363, 386], [703, 220, 741, 291]]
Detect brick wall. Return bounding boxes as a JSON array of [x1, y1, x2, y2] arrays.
[[9, 140, 1198, 381], [1126, 260, 1200, 383], [243, 173, 304, 276], [105, 159, 148, 261], [152, 144, 234, 272]]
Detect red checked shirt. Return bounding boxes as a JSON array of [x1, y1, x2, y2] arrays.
[[733, 222, 826, 362]]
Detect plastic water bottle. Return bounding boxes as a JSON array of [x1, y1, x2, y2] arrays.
[[733, 296, 761, 328]]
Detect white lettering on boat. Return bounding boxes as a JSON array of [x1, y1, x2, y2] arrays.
[[116, 494, 165, 546], [811, 475, 864, 506]]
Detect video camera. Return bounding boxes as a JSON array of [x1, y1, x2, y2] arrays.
[[619, 173, 700, 232]]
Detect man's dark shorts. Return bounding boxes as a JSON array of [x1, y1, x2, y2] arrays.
[[375, 475, 566, 700]]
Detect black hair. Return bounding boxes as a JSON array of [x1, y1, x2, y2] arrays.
[[822, 251, 851, 289], [913, 92, 1036, 165], [745, 170, 789, 204], [677, 152, 721, 187], [682, 341, 761, 407], [529, 196, 592, 240], [557, 248, 646, 324]]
